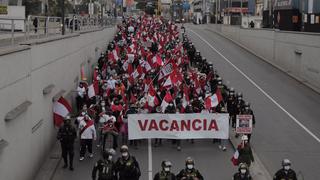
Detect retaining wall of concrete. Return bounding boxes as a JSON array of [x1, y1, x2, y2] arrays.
[[212, 25, 320, 93], [0, 27, 115, 180]]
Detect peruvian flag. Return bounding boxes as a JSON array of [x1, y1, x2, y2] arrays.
[[182, 87, 190, 108], [147, 85, 159, 107], [205, 89, 223, 109], [112, 49, 119, 61], [132, 65, 144, 79], [231, 150, 239, 166], [53, 97, 72, 127], [152, 54, 163, 67], [93, 70, 99, 81], [163, 70, 183, 88], [88, 81, 99, 98], [161, 91, 173, 112]]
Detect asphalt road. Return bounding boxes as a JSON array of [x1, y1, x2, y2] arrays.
[[186, 24, 320, 180]]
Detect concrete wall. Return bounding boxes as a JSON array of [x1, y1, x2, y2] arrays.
[[0, 27, 115, 180], [218, 25, 320, 92]]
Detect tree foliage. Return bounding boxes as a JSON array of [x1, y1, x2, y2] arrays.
[[48, 0, 73, 17], [23, 0, 41, 16]]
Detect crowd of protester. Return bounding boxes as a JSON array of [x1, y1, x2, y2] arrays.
[[57, 15, 297, 180]]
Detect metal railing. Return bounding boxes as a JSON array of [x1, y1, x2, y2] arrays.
[[0, 17, 26, 46], [0, 15, 116, 47]]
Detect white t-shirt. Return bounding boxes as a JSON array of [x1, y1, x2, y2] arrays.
[[78, 119, 96, 139]]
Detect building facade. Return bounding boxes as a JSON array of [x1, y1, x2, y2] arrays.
[[263, 0, 320, 32]]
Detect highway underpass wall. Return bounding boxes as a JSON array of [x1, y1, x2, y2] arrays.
[[0, 27, 116, 180], [212, 25, 320, 93]]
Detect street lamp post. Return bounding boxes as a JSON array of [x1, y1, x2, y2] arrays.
[[61, 0, 65, 35]]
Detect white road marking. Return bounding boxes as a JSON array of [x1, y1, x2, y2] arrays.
[[148, 138, 153, 180], [189, 28, 320, 144]]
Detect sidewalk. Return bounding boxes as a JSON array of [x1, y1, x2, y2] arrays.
[[229, 129, 273, 180], [34, 141, 61, 180]]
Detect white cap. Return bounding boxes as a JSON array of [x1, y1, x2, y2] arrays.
[[241, 135, 248, 141]]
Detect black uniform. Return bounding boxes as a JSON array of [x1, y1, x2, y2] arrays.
[[233, 172, 252, 180], [92, 159, 116, 180], [273, 169, 297, 180], [57, 123, 77, 168], [227, 97, 237, 128], [115, 155, 141, 180], [154, 171, 176, 180], [176, 168, 204, 180]]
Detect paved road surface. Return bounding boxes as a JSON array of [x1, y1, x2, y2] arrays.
[[186, 24, 320, 180]]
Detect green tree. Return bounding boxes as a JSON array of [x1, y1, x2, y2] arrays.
[[48, 0, 73, 16], [23, 0, 41, 16]]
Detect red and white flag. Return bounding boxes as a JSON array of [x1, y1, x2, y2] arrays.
[[161, 91, 173, 112], [205, 89, 223, 109], [112, 49, 119, 61], [88, 81, 99, 98], [163, 69, 183, 88], [152, 54, 163, 67], [132, 65, 144, 79], [231, 150, 239, 166], [53, 97, 72, 127], [147, 85, 159, 107]]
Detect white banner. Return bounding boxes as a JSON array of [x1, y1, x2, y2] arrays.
[[128, 113, 229, 140]]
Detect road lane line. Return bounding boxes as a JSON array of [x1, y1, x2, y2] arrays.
[[189, 28, 320, 144], [148, 139, 153, 180]]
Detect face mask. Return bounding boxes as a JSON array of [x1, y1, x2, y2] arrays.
[[240, 169, 246, 174], [284, 166, 290, 170], [187, 164, 193, 169], [122, 152, 128, 157], [81, 112, 86, 116], [169, 104, 173, 107], [164, 167, 170, 172], [108, 155, 113, 161]]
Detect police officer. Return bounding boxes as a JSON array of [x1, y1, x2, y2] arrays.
[[240, 102, 255, 142], [115, 145, 141, 180], [233, 163, 252, 180], [176, 157, 204, 180], [227, 87, 237, 128], [188, 43, 196, 66], [273, 159, 297, 180], [154, 160, 176, 180], [57, 116, 77, 171], [194, 51, 201, 68], [92, 149, 116, 180]]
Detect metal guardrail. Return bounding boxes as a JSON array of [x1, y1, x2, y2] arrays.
[[0, 15, 116, 47]]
